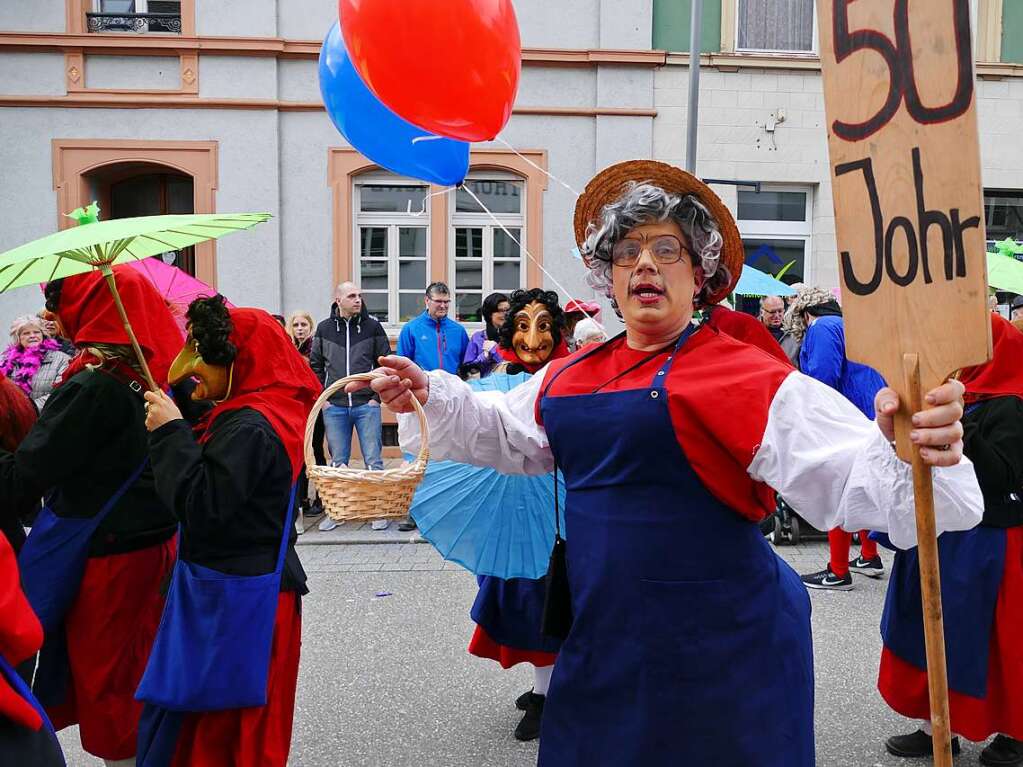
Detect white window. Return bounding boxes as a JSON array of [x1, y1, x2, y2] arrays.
[[736, 186, 813, 285], [449, 176, 526, 322], [90, 0, 182, 33], [353, 178, 430, 326], [736, 0, 816, 53]]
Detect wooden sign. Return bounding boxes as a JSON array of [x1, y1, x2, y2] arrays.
[[817, 4, 992, 765], [817, 0, 991, 455]]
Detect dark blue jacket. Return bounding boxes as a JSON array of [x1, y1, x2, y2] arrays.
[[799, 315, 885, 418], [396, 312, 469, 374]]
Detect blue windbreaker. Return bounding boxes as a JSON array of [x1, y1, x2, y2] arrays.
[[396, 311, 470, 374], [799, 314, 886, 417]]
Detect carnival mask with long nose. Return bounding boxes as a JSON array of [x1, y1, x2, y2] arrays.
[[511, 301, 555, 367], [168, 333, 233, 402]]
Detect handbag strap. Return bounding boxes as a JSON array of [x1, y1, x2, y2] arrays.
[[274, 482, 299, 575], [94, 458, 149, 522]]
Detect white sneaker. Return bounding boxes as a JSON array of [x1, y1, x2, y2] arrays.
[[318, 516, 342, 532], [371, 519, 389, 531]]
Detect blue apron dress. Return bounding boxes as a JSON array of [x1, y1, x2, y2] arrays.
[[536, 328, 815, 767], [0, 654, 65, 765], [471, 576, 563, 655], [135, 484, 297, 767], [17, 460, 150, 708], [880, 527, 1006, 698]]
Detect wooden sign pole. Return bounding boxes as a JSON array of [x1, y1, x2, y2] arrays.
[[815, 3, 992, 764]]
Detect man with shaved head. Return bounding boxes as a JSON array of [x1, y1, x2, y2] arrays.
[[309, 282, 392, 530]]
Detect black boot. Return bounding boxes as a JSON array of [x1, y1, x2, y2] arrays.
[[981, 735, 1023, 767], [885, 729, 961, 758], [513, 692, 545, 741], [515, 688, 534, 711]]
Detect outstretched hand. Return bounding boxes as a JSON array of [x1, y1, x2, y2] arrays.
[[345, 355, 429, 414], [874, 378, 965, 467]]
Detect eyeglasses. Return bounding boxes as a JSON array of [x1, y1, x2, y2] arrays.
[[611, 235, 687, 267]]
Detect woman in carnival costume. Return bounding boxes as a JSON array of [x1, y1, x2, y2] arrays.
[[137, 296, 320, 767], [2, 266, 181, 767], [880, 313, 1023, 766], [353, 160, 983, 766]]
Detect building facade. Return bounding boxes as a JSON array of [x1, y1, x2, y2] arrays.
[[653, 0, 1023, 293], [0, 0, 658, 326], [3, 0, 1021, 330]]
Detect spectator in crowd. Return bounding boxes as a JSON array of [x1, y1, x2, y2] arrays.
[[0, 315, 71, 411], [790, 287, 888, 591], [287, 310, 315, 358], [287, 309, 320, 526], [563, 299, 602, 351], [760, 295, 801, 365], [1011, 294, 1023, 321], [397, 282, 469, 375], [271, 313, 287, 329], [37, 309, 74, 355], [462, 292, 510, 378], [310, 282, 392, 532], [572, 317, 607, 348]]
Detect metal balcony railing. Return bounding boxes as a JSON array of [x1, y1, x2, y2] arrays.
[[86, 12, 182, 34]]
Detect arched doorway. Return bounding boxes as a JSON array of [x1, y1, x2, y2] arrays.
[[84, 162, 197, 275]]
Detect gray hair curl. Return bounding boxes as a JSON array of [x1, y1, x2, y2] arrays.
[[581, 182, 730, 310]]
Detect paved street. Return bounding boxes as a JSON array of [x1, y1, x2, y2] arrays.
[[57, 539, 990, 766]]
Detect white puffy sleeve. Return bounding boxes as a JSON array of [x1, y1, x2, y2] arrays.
[[397, 369, 553, 476], [747, 372, 984, 550]]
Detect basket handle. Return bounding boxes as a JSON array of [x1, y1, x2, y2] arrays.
[[304, 371, 429, 473]]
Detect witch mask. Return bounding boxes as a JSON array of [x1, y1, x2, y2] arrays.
[[511, 301, 556, 368], [168, 335, 233, 402]]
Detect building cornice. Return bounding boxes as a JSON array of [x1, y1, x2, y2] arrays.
[[0, 93, 657, 116], [663, 51, 1022, 79], [0, 32, 666, 66]]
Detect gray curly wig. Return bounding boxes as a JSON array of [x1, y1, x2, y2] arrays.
[[782, 286, 838, 342], [581, 182, 730, 311]]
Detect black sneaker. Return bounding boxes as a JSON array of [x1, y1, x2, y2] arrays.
[[848, 555, 885, 578], [515, 688, 533, 711], [980, 735, 1023, 766], [513, 693, 544, 741], [801, 565, 853, 591], [397, 518, 417, 532], [885, 729, 961, 758], [304, 498, 323, 518]]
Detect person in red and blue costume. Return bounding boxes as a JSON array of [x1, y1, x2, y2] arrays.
[[879, 313, 1023, 765], [0, 532, 64, 765], [137, 297, 321, 767], [2, 267, 181, 767], [354, 160, 984, 766]]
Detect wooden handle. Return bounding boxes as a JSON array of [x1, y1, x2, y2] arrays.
[[101, 266, 159, 392], [902, 353, 953, 767], [303, 372, 429, 471]]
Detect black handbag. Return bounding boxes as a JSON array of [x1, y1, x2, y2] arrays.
[[541, 467, 573, 640]]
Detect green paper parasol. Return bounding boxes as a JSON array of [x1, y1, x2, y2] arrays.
[[986, 238, 1023, 294], [0, 207, 271, 390]]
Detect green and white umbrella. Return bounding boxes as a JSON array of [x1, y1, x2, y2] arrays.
[[0, 204, 271, 389], [987, 238, 1023, 295]]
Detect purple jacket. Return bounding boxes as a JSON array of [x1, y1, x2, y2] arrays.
[[463, 330, 503, 376]]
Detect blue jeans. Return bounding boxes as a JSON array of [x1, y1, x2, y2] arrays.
[[322, 402, 384, 470]]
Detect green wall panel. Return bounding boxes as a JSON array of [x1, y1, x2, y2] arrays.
[[653, 0, 722, 53], [1002, 0, 1023, 64]]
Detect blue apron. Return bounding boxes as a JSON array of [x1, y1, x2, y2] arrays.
[[471, 576, 563, 655], [0, 654, 65, 765], [880, 526, 1006, 698], [135, 483, 297, 713], [536, 327, 815, 767]]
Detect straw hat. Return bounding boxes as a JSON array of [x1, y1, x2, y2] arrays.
[[573, 160, 743, 305]]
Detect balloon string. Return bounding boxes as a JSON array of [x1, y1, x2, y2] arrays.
[[406, 186, 456, 217], [495, 138, 582, 198], [458, 183, 597, 325]]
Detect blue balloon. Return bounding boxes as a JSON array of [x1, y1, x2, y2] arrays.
[[318, 22, 469, 186]]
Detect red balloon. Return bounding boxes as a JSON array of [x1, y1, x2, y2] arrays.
[[338, 0, 521, 143]]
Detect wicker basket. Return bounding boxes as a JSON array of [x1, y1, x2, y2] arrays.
[[304, 372, 429, 522]]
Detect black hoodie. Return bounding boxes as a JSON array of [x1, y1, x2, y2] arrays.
[[309, 302, 392, 406]]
